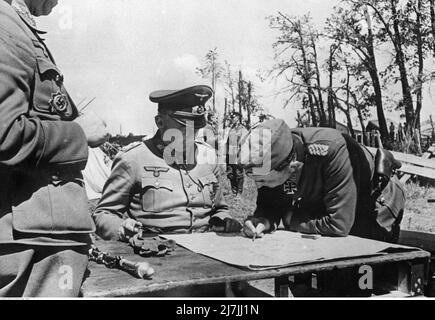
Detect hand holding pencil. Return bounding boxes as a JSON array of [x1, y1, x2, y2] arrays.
[[243, 217, 269, 241]]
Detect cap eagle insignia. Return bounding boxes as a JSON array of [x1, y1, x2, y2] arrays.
[[194, 93, 210, 103]]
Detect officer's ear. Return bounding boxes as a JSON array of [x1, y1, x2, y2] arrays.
[[155, 115, 165, 130]]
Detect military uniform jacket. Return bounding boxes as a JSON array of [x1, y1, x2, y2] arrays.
[[93, 138, 231, 240], [254, 127, 374, 237], [0, 2, 93, 246]]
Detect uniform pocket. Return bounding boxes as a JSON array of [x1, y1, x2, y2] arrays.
[[11, 174, 95, 234], [141, 177, 175, 213]]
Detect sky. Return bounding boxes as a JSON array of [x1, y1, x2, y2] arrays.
[[36, 0, 435, 135]]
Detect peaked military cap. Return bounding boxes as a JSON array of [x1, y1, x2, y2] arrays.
[[149, 85, 212, 129]]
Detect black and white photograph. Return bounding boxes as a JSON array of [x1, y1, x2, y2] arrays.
[[0, 0, 435, 304]]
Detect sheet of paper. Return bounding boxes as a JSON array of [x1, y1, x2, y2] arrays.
[[163, 231, 412, 270]]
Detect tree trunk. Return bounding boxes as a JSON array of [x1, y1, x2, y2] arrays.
[[247, 82, 252, 129], [364, 6, 390, 146], [327, 46, 336, 128], [311, 37, 327, 126], [238, 70, 243, 121], [223, 98, 228, 130], [390, 0, 415, 135], [343, 109, 355, 137], [312, 91, 323, 126], [297, 21, 317, 126], [211, 54, 216, 112], [430, 115, 435, 141], [430, 0, 435, 57], [296, 110, 303, 127], [307, 94, 318, 127], [414, 0, 424, 134], [368, 66, 389, 144], [344, 66, 355, 137]]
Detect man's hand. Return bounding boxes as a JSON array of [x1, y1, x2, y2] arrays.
[[243, 217, 270, 239], [118, 218, 142, 242], [209, 217, 242, 233], [74, 111, 110, 148]]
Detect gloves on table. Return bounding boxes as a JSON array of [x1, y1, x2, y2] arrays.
[[129, 233, 176, 257]]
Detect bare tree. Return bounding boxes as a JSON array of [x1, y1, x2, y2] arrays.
[[197, 48, 223, 112], [326, 3, 390, 145], [363, 0, 415, 136], [268, 12, 325, 126], [223, 61, 236, 113]]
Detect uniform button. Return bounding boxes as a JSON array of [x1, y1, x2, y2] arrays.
[[155, 181, 160, 187], [55, 74, 64, 83], [186, 182, 192, 188]]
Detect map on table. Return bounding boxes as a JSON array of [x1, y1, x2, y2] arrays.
[[162, 231, 413, 270]]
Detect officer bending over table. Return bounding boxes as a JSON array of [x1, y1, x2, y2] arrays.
[[241, 119, 405, 243], [93, 85, 242, 242]]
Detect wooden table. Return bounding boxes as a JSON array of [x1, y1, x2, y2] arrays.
[[81, 240, 431, 297]]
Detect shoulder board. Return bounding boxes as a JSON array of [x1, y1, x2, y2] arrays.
[[122, 141, 142, 153], [307, 143, 329, 156]]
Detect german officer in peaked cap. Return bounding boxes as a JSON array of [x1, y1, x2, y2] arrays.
[[240, 119, 405, 243], [93, 85, 242, 242], [149, 85, 211, 129]]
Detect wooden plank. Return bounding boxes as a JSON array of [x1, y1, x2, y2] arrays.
[[391, 152, 435, 170], [366, 147, 435, 169], [365, 146, 435, 182], [399, 163, 435, 180], [81, 240, 430, 297], [399, 230, 435, 253]]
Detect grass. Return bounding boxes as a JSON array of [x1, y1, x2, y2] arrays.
[[401, 181, 435, 233], [222, 176, 257, 223], [223, 175, 435, 234]]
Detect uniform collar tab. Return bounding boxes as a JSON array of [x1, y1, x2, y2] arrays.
[[12, 0, 47, 34]]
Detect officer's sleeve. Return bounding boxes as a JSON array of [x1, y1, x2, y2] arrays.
[[292, 144, 356, 236], [93, 154, 135, 240], [0, 38, 88, 170], [210, 164, 231, 220]]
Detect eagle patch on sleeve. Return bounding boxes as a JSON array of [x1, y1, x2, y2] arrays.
[[307, 143, 329, 156]]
